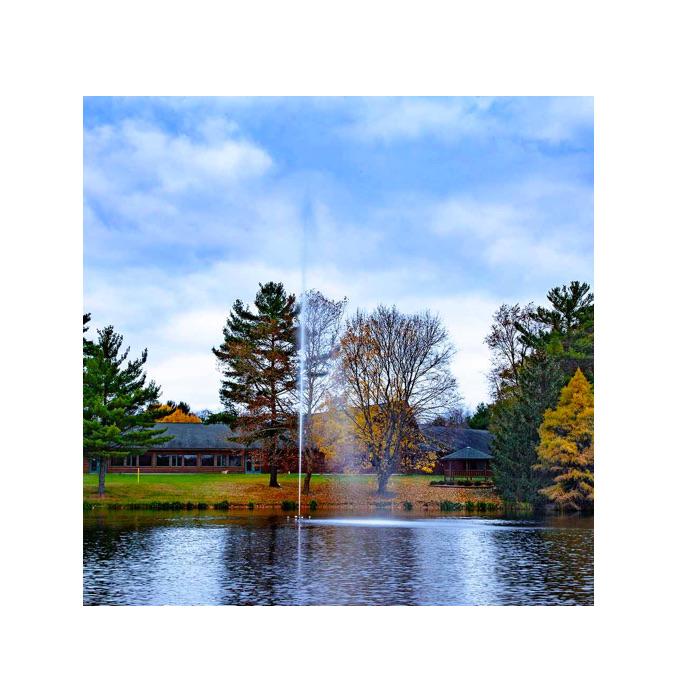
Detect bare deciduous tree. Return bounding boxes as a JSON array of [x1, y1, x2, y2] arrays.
[[299, 290, 347, 494], [337, 305, 459, 494], [485, 303, 541, 399]]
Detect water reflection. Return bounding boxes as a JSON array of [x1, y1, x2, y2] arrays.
[[84, 513, 593, 605]]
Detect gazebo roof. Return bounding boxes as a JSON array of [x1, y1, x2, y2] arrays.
[[420, 424, 493, 454], [441, 446, 493, 461]]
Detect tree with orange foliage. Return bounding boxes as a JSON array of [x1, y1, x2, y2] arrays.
[[156, 407, 202, 423], [534, 368, 594, 511], [153, 400, 202, 423]]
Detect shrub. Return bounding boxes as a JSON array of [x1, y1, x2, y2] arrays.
[[309, 500, 318, 511], [402, 501, 413, 511], [247, 502, 255, 510], [439, 500, 463, 512], [197, 502, 208, 510], [213, 500, 230, 510], [281, 500, 297, 511], [430, 479, 493, 487], [464, 501, 475, 511], [476, 501, 487, 511]]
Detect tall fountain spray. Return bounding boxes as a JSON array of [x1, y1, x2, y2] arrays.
[[297, 199, 309, 518], [297, 290, 305, 518]]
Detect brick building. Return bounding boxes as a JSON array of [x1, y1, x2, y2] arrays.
[[83, 422, 324, 475], [83, 421, 493, 476]]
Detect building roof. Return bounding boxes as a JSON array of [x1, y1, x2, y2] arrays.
[[154, 423, 254, 450], [419, 424, 493, 455], [151, 420, 493, 457], [440, 445, 493, 461]]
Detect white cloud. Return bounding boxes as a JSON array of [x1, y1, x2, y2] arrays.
[[345, 96, 593, 145], [347, 99, 482, 141], [85, 119, 272, 196], [513, 96, 593, 144], [429, 179, 593, 281], [344, 98, 487, 142], [83, 117, 305, 269], [147, 352, 221, 411]]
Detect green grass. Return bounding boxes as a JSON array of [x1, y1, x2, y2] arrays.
[[83, 473, 500, 511]]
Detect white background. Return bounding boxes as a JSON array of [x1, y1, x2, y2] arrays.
[[2, 1, 699, 698]]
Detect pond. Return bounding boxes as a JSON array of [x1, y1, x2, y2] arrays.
[[83, 511, 593, 605]]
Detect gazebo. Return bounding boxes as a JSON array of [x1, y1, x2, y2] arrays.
[[439, 446, 493, 483]]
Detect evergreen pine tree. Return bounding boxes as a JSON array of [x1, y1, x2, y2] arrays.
[[520, 281, 594, 381], [490, 353, 565, 507], [469, 402, 491, 430], [83, 324, 170, 495], [535, 368, 594, 511], [212, 282, 298, 487]]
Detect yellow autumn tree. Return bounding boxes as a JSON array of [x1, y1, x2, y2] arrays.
[[534, 368, 594, 511], [155, 406, 202, 423]]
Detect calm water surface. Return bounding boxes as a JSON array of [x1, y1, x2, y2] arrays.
[[83, 512, 593, 605]]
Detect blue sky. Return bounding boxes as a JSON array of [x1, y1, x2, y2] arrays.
[[84, 97, 593, 411]]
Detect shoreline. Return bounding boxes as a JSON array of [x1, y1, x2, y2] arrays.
[[83, 500, 516, 514]]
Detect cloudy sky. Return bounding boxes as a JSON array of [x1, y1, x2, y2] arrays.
[[84, 97, 593, 412]]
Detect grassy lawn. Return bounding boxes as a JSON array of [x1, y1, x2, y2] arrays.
[[83, 473, 501, 510]]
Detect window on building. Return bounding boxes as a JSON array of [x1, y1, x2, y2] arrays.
[[139, 454, 152, 467], [230, 455, 242, 467], [201, 454, 214, 466], [171, 455, 183, 467], [215, 455, 227, 467], [156, 454, 170, 466], [183, 455, 197, 467]]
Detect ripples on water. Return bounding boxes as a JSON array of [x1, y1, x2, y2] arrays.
[[83, 513, 593, 605]]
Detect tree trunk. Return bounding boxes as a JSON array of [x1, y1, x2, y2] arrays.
[[268, 450, 280, 487], [302, 464, 312, 495], [301, 445, 314, 495], [377, 469, 391, 496], [97, 458, 107, 496]]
